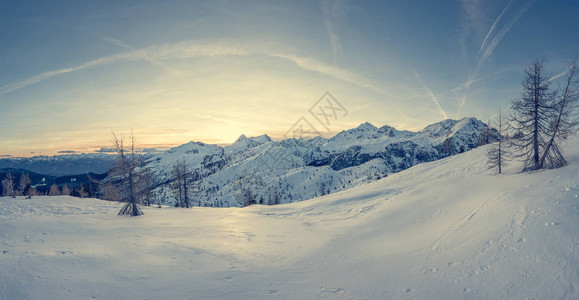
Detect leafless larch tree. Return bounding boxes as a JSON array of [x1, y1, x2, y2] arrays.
[[110, 130, 151, 216]]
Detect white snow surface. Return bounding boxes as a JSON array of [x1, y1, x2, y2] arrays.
[[1, 137, 578, 299]]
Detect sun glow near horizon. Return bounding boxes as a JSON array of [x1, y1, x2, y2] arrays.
[[1, 1, 578, 157]]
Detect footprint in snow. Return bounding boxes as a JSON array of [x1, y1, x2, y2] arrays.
[[320, 287, 346, 294]]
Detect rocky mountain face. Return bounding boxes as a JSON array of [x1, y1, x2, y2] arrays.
[[145, 117, 500, 207]]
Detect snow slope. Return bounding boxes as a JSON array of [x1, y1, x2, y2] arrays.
[[1, 137, 578, 299]]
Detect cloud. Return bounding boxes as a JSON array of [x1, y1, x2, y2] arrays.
[[57, 150, 80, 154], [548, 66, 572, 83], [0, 155, 12, 158], [141, 148, 162, 153], [321, 0, 345, 65], [0, 39, 385, 98], [457, 0, 535, 118], [458, 0, 485, 59], [96, 35, 132, 50], [479, 0, 535, 64], [94, 147, 115, 153], [414, 72, 448, 120], [0, 41, 249, 96], [476, 0, 513, 59], [272, 53, 388, 96]]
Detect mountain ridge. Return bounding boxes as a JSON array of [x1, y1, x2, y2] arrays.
[[145, 117, 500, 207]]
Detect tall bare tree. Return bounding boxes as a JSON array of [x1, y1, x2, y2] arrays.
[[510, 59, 556, 170], [539, 61, 579, 169], [111, 130, 150, 216], [487, 109, 510, 174]]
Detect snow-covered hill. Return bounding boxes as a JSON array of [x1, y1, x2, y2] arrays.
[[147, 117, 499, 207], [1, 136, 577, 299]]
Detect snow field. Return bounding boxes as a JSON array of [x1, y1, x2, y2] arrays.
[[1, 137, 578, 299]]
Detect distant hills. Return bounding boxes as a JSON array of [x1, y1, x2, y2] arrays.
[[0, 153, 115, 176]]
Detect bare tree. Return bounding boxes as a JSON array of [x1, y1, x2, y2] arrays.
[[510, 59, 556, 170], [27, 187, 37, 199], [171, 160, 194, 208], [49, 182, 60, 196], [138, 170, 155, 206], [539, 61, 579, 169], [487, 109, 510, 174], [19, 172, 31, 197], [100, 182, 120, 201], [1, 170, 16, 198], [77, 183, 88, 198], [61, 184, 71, 196], [111, 130, 150, 216]]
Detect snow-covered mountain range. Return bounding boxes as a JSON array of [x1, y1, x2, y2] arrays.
[[146, 117, 500, 207]]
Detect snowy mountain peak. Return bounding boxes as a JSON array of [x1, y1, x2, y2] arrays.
[[355, 122, 377, 131], [252, 134, 272, 143], [234, 134, 248, 143], [226, 133, 273, 154], [419, 117, 485, 139]]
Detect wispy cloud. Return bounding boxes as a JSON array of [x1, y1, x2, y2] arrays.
[[457, 0, 535, 118], [476, 0, 513, 59], [458, 0, 484, 59], [96, 35, 132, 50], [97, 34, 184, 76], [548, 66, 571, 82], [478, 0, 535, 64], [272, 52, 388, 96], [57, 150, 80, 154], [321, 0, 345, 65], [0, 39, 385, 98], [414, 72, 448, 120], [0, 41, 249, 96]]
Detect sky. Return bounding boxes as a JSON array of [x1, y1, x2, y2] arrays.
[[1, 0, 578, 157]]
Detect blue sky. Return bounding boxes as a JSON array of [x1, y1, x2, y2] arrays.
[[1, 0, 578, 156]]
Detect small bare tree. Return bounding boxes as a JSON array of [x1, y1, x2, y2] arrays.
[[171, 160, 194, 208], [49, 182, 60, 196], [61, 184, 71, 196], [19, 172, 31, 197], [27, 187, 37, 199], [1, 170, 16, 198], [77, 183, 88, 198], [111, 130, 150, 216], [487, 109, 510, 174], [100, 182, 120, 201]]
